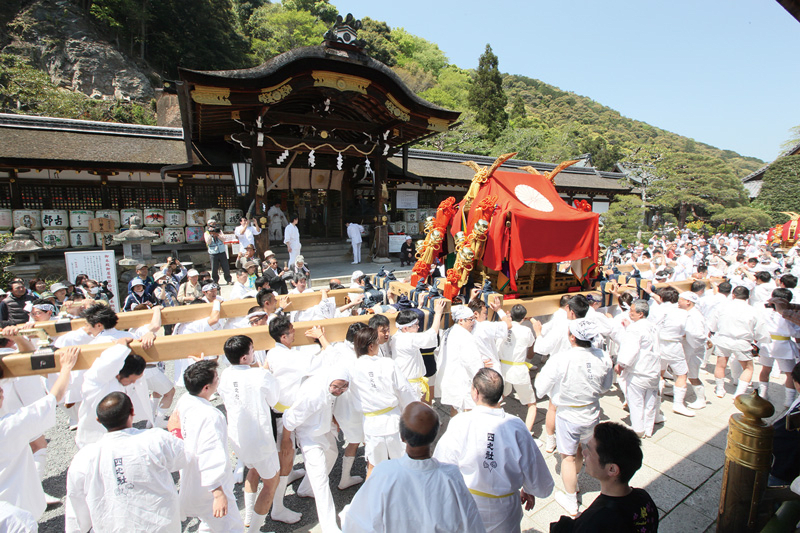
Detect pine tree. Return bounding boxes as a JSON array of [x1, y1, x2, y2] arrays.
[[753, 154, 800, 224], [468, 44, 508, 140]]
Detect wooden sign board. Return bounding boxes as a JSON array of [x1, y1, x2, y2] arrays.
[[88, 218, 116, 233]]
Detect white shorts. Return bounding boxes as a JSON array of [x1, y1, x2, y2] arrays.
[[660, 358, 688, 376], [685, 351, 704, 380], [145, 366, 174, 395], [555, 415, 595, 456], [717, 345, 753, 362], [245, 453, 280, 480], [364, 433, 404, 466], [503, 380, 536, 405], [758, 355, 797, 373]]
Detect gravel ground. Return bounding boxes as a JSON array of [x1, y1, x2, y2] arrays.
[[36, 359, 536, 532]]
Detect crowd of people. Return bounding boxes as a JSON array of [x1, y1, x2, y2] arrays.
[[5, 227, 800, 531]]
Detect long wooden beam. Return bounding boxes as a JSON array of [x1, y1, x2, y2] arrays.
[[0, 311, 413, 378], [36, 289, 354, 337]]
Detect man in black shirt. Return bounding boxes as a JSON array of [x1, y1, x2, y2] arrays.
[[551, 422, 658, 533]]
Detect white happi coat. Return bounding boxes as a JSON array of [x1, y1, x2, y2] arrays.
[[328, 342, 364, 444], [759, 307, 800, 361], [682, 307, 708, 360], [498, 322, 535, 386], [535, 346, 613, 426], [655, 302, 688, 364], [472, 319, 508, 369], [76, 344, 133, 449], [172, 318, 221, 387], [708, 299, 771, 353], [533, 316, 570, 357], [341, 455, 486, 533], [0, 501, 37, 533], [617, 319, 661, 390], [268, 205, 288, 239], [389, 326, 437, 396], [434, 406, 554, 533], [65, 428, 186, 533], [437, 325, 485, 411], [53, 328, 95, 403], [218, 365, 280, 465], [175, 394, 236, 522], [266, 342, 325, 412], [0, 394, 57, 519], [350, 355, 416, 437]]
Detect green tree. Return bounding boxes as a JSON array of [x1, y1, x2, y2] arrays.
[[509, 94, 526, 120], [651, 153, 748, 228], [753, 154, 800, 224], [580, 136, 622, 172], [710, 207, 772, 232], [282, 0, 338, 25], [419, 65, 471, 110], [601, 195, 651, 245], [392, 28, 448, 76], [468, 44, 508, 140], [249, 5, 327, 61], [781, 125, 800, 152], [358, 17, 398, 66]]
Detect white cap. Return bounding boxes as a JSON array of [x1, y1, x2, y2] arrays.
[[569, 319, 599, 342], [452, 306, 473, 321], [351, 270, 364, 282], [187, 269, 199, 277], [153, 272, 166, 282], [679, 291, 698, 304]]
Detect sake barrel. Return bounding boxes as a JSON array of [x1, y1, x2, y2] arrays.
[[186, 227, 204, 243], [69, 210, 94, 228], [186, 209, 206, 226], [41, 210, 68, 229], [150, 227, 164, 245], [13, 210, 41, 230], [43, 229, 68, 249], [225, 209, 243, 225], [165, 210, 185, 228], [69, 229, 91, 248], [163, 227, 185, 244], [0, 209, 14, 230], [120, 209, 143, 227], [406, 222, 419, 235], [205, 209, 224, 225], [95, 233, 115, 248], [143, 208, 165, 227], [95, 210, 121, 226]]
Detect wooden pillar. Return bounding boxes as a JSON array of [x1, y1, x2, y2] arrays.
[[10, 169, 22, 209], [100, 173, 111, 209], [373, 157, 389, 261], [717, 392, 775, 532], [252, 147, 270, 255]]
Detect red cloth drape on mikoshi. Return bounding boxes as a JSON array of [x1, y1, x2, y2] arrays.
[[450, 169, 599, 291]]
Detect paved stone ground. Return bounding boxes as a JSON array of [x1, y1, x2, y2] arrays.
[[34, 270, 782, 532]]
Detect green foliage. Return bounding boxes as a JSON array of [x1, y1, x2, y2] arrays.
[[0, 234, 14, 290], [468, 44, 508, 141], [0, 54, 155, 124], [781, 125, 800, 152], [392, 28, 448, 77], [710, 207, 772, 232], [249, 5, 327, 61], [651, 153, 748, 228], [753, 154, 800, 224], [229, 0, 270, 33], [601, 195, 651, 245], [580, 136, 623, 172], [359, 17, 398, 66], [509, 94, 526, 121], [282, 0, 338, 25]]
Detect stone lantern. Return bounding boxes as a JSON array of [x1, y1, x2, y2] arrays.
[[113, 215, 158, 266], [0, 227, 44, 279]]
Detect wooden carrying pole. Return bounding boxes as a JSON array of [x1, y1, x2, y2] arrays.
[[0, 312, 415, 378], [35, 289, 353, 338]]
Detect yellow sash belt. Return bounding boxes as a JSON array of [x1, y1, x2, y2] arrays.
[[469, 488, 516, 499], [274, 402, 291, 413], [772, 335, 791, 341], [364, 405, 396, 417], [500, 359, 533, 369], [409, 376, 430, 401]]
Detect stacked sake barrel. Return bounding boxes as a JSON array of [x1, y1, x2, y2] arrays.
[[0, 208, 243, 250]]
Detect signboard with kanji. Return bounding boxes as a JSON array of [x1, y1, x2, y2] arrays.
[[88, 218, 116, 233], [65, 250, 121, 313]]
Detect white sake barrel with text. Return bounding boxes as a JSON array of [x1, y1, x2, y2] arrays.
[[69, 210, 94, 228], [120, 209, 143, 227], [225, 209, 243, 225], [143, 208, 165, 227], [186, 227, 204, 243], [42, 229, 69, 249], [13, 210, 41, 230], [163, 227, 185, 244], [165, 210, 185, 228], [0, 209, 11, 230], [150, 227, 164, 244], [95, 210, 121, 226], [205, 209, 223, 225], [41, 210, 69, 229], [186, 209, 206, 226], [69, 229, 91, 248]]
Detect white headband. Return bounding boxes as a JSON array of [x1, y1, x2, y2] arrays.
[[398, 318, 418, 329], [452, 306, 473, 321], [569, 319, 599, 342]]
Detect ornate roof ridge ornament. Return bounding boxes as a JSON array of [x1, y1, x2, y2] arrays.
[[323, 13, 366, 50]]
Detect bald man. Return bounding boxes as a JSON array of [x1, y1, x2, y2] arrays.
[[341, 402, 485, 532]]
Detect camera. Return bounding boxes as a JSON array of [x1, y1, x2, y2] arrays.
[[209, 227, 220, 233]]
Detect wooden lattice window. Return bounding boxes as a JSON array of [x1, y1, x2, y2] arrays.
[[187, 184, 236, 208], [0, 183, 11, 208], [20, 184, 49, 209], [51, 185, 104, 210]]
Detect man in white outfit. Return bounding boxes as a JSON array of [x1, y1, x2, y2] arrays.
[[284, 214, 301, 267], [678, 291, 710, 410], [469, 298, 512, 369], [435, 369, 554, 533], [535, 319, 613, 516], [0, 345, 78, 521], [498, 304, 537, 431], [268, 202, 289, 241], [65, 391, 187, 532], [346, 222, 364, 264], [234, 217, 262, 252], [389, 300, 446, 402], [438, 306, 488, 414], [341, 402, 486, 533]]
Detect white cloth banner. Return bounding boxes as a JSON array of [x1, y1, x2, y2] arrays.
[[65, 250, 121, 312]]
